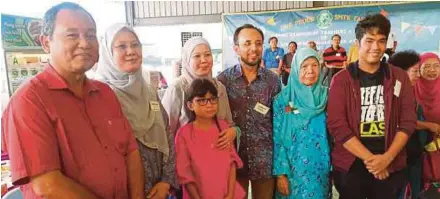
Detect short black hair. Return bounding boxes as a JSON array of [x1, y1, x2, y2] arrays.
[[331, 34, 341, 40], [289, 41, 297, 47], [233, 24, 264, 45], [269, 36, 278, 43], [42, 2, 96, 39], [355, 14, 391, 42], [388, 50, 420, 71]]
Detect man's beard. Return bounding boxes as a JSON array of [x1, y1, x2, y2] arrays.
[[240, 57, 261, 67]]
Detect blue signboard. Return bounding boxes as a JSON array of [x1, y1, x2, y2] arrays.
[[222, 2, 440, 67]]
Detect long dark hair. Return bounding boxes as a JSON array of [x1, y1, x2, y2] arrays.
[[186, 79, 222, 131]]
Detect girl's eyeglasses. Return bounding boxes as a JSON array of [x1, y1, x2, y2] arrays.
[[194, 96, 219, 106]]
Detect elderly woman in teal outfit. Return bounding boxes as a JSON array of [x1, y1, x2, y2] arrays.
[[273, 48, 331, 198]]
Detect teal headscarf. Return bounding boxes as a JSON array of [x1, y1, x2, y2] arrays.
[[276, 47, 328, 127]]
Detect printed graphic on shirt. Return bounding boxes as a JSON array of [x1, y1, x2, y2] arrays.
[[360, 85, 385, 137]]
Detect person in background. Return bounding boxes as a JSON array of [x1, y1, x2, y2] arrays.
[[327, 14, 416, 199], [323, 34, 347, 76], [414, 52, 440, 198], [308, 41, 318, 52], [279, 41, 297, 86], [389, 50, 440, 198], [261, 36, 284, 74], [347, 40, 359, 65], [218, 24, 281, 199], [389, 50, 424, 198], [159, 72, 168, 89], [1, 3, 144, 199], [384, 32, 398, 60], [175, 79, 245, 199], [273, 48, 331, 198], [388, 50, 421, 85], [415, 52, 440, 132], [308, 41, 324, 66], [95, 24, 178, 199]]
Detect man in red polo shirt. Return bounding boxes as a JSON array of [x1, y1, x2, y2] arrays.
[[1, 2, 144, 199], [323, 34, 347, 80]]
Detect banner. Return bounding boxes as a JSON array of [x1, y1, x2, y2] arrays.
[[1, 14, 43, 48], [222, 2, 440, 67]]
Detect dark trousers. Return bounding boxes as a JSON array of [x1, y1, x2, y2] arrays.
[[281, 70, 289, 86], [333, 159, 407, 199]]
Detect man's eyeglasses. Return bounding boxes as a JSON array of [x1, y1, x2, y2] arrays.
[[194, 96, 219, 106]]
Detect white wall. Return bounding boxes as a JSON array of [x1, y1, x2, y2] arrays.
[[134, 23, 223, 83]]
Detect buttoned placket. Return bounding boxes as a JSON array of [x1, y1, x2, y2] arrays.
[[244, 80, 255, 164], [81, 93, 119, 199]]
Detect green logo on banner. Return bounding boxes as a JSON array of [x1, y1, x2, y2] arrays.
[[316, 10, 333, 30]]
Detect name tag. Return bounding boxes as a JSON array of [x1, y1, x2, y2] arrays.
[[254, 102, 270, 115], [394, 80, 401, 97], [336, 53, 341, 57], [150, 101, 160, 111]]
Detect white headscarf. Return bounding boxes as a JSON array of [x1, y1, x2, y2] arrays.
[[181, 36, 213, 83], [95, 23, 169, 161]]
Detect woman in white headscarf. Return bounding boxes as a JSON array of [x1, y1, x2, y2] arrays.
[[161, 37, 238, 149], [95, 24, 177, 199]]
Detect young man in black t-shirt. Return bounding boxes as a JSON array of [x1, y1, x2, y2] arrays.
[[327, 14, 417, 199]]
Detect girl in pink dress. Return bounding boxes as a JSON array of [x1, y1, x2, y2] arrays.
[[175, 79, 245, 199]]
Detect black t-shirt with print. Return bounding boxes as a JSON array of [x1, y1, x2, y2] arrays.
[[358, 67, 386, 154]]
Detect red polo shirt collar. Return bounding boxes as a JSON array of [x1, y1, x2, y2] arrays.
[[44, 64, 99, 93]]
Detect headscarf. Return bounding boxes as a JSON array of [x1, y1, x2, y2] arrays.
[[277, 48, 328, 128], [95, 23, 169, 161], [180, 36, 213, 84], [179, 36, 228, 108], [415, 52, 440, 123], [161, 36, 233, 135]]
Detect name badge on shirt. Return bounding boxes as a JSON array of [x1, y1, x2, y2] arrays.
[[336, 53, 341, 57], [150, 101, 160, 111], [394, 80, 401, 97], [254, 102, 270, 115]]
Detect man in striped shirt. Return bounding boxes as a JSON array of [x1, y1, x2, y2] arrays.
[[323, 34, 347, 76]]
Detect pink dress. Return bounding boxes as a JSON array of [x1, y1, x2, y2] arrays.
[[175, 120, 245, 199]]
